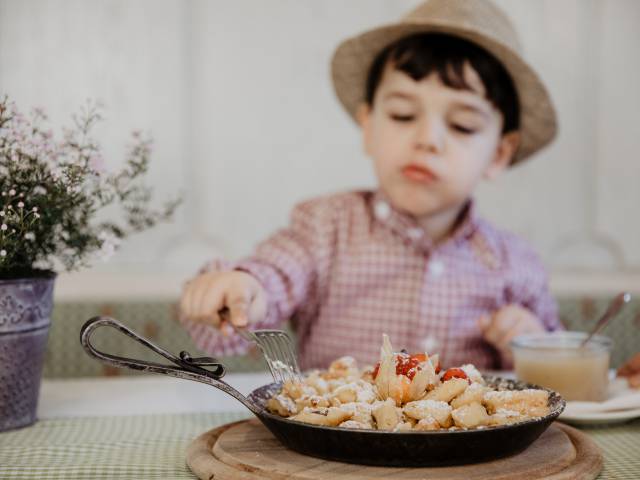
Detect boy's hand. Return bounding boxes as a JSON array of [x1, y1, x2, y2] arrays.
[[617, 353, 640, 388], [477, 304, 545, 362], [180, 271, 267, 330]]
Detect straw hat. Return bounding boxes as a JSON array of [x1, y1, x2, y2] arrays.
[[331, 0, 557, 165]]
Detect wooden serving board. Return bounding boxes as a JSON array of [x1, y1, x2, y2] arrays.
[[186, 419, 602, 480]]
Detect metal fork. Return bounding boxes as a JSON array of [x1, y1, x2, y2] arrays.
[[220, 308, 303, 384]]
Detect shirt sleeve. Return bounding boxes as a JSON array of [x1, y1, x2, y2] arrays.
[[236, 197, 337, 328], [181, 197, 337, 357], [494, 235, 563, 369], [504, 246, 562, 333]]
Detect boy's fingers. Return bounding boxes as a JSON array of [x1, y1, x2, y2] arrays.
[[184, 278, 206, 318], [226, 293, 250, 327], [496, 318, 532, 352], [181, 279, 210, 321], [194, 280, 225, 326], [179, 280, 195, 318], [248, 289, 268, 325], [477, 314, 491, 331], [495, 309, 544, 354], [203, 307, 224, 327], [219, 320, 235, 337], [179, 271, 264, 331], [483, 313, 517, 347], [494, 314, 533, 350]]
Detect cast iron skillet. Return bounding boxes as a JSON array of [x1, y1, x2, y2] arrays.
[[80, 316, 566, 467]]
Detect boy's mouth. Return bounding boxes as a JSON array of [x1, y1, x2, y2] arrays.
[[401, 164, 438, 184]]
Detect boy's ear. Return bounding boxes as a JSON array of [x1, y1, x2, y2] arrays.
[[484, 131, 521, 180], [356, 103, 371, 128], [357, 103, 373, 155]]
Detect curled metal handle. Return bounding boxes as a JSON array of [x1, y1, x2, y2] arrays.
[[80, 316, 261, 414]]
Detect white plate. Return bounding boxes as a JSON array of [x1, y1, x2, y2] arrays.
[[559, 407, 640, 425], [559, 377, 640, 425]]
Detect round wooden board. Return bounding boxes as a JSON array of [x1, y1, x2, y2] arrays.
[[186, 419, 602, 480]]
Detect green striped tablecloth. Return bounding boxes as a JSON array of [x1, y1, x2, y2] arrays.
[[0, 413, 638, 479]]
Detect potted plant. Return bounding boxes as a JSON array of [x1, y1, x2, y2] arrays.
[[0, 96, 179, 431]]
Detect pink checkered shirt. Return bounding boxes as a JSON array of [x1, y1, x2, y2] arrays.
[[183, 190, 561, 371]]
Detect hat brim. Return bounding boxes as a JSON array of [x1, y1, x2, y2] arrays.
[[331, 22, 557, 165]]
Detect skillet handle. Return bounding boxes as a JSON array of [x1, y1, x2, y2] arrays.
[[80, 316, 261, 415]]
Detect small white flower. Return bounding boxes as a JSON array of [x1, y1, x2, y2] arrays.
[[34, 213, 40, 219], [0, 211, 4, 217], [89, 154, 106, 174], [24, 232, 35, 241], [32, 259, 51, 270], [32, 207, 38, 212], [0, 250, 5, 257], [17, 202, 24, 209], [8, 189, 15, 196], [0, 224, 7, 231], [95, 230, 121, 262]]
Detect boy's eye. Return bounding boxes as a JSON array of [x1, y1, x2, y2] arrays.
[[390, 114, 415, 123], [451, 124, 477, 134]]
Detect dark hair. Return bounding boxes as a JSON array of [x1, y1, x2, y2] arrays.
[[365, 33, 520, 133]]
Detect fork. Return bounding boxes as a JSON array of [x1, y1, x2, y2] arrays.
[[219, 307, 303, 384]]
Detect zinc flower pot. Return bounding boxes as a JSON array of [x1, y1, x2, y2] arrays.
[[0, 97, 179, 432], [0, 274, 55, 431]]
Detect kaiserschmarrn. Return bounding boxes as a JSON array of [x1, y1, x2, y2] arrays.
[[266, 334, 550, 431]]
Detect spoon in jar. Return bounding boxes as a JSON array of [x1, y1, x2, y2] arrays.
[[580, 292, 631, 348]]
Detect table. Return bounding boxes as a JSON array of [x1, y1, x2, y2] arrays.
[[0, 375, 638, 479]]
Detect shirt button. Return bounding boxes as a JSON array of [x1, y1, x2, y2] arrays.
[[428, 259, 445, 278], [407, 227, 424, 240], [374, 201, 391, 220], [420, 335, 440, 353]]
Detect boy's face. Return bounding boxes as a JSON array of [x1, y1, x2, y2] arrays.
[[360, 61, 519, 221]]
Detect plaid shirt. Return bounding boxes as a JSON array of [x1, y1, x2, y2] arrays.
[[184, 190, 561, 371]]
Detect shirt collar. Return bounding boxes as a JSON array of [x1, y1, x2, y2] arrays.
[[370, 190, 479, 252]]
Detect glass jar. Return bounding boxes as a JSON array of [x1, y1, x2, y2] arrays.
[[511, 332, 613, 402]]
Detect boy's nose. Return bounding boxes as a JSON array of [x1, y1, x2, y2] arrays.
[[415, 117, 443, 153]]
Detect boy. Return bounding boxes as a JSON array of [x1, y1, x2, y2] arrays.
[[180, 0, 562, 370]]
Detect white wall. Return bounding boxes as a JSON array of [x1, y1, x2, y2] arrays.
[[0, 0, 639, 299]]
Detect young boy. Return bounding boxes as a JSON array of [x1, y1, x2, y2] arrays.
[[180, 0, 563, 371]]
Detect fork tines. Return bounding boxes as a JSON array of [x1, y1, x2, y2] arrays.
[[253, 329, 302, 384]]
